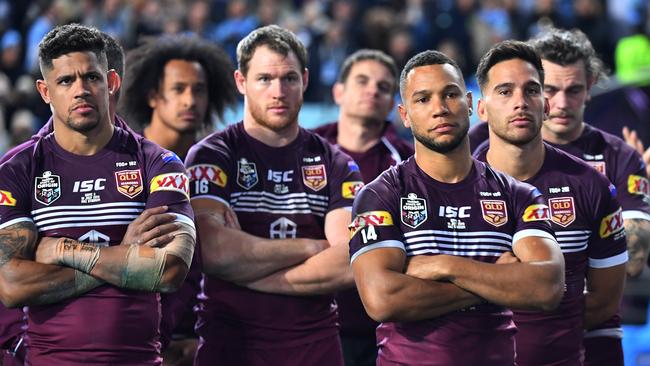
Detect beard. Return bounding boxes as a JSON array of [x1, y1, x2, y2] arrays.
[[247, 99, 301, 133], [413, 122, 469, 154], [65, 115, 101, 133]]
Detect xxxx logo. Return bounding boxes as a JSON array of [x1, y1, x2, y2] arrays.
[[187, 164, 227, 187], [150, 173, 190, 198], [599, 208, 624, 239], [628, 175, 650, 198], [0, 190, 16, 206], [523, 203, 551, 222], [349, 211, 393, 237], [342, 181, 364, 199]]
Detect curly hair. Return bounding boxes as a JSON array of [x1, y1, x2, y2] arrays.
[[39, 24, 106, 76], [119, 36, 237, 129], [476, 40, 544, 93], [529, 27, 607, 84]]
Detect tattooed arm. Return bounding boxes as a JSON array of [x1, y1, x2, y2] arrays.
[[624, 218, 650, 277], [0, 221, 102, 308]]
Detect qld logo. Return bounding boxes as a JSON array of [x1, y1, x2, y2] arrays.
[[401, 193, 427, 229], [548, 197, 575, 227], [34, 171, 61, 206], [480, 200, 508, 227], [115, 169, 143, 198], [237, 159, 258, 190], [302, 164, 327, 191]]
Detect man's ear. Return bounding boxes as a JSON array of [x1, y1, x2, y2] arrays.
[[36, 79, 50, 104], [398, 104, 411, 129], [332, 82, 344, 105], [107, 69, 121, 97], [477, 98, 488, 122], [234, 69, 246, 95], [302, 68, 309, 92]]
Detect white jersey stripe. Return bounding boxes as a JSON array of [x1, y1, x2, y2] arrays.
[[350, 240, 405, 263], [36, 214, 140, 227], [0, 217, 33, 230], [38, 220, 136, 232], [589, 251, 628, 268], [34, 208, 144, 221], [404, 229, 513, 240], [31, 201, 145, 214], [233, 207, 325, 216]]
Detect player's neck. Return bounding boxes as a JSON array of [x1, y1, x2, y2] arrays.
[[53, 117, 114, 156], [541, 122, 584, 145], [415, 138, 473, 183], [144, 121, 195, 159], [336, 116, 384, 153], [487, 134, 545, 181], [243, 114, 299, 148]]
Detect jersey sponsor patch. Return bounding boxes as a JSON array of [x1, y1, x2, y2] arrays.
[[401, 193, 427, 229], [586, 161, 606, 175], [34, 171, 61, 206], [237, 159, 258, 190], [548, 197, 575, 227], [115, 169, 144, 198], [150, 172, 190, 198], [523, 203, 550, 222], [599, 208, 625, 239], [0, 190, 16, 206], [480, 200, 508, 227], [342, 181, 364, 199], [302, 164, 327, 191], [160, 151, 182, 164], [349, 210, 393, 238], [187, 164, 227, 187], [628, 174, 650, 198]]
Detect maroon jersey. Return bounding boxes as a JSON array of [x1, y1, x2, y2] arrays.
[[475, 144, 627, 366], [468, 121, 489, 154], [0, 127, 193, 366], [349, 158, 555, 365], [314, 121, 413, 337], [185, 122, 363, 363], [548, 124, 649, 365]]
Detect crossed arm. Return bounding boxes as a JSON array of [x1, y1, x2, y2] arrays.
[[35, 206, 195, 293], [405, 236, 565, 312], [623, 218, 650, 277], [193, 198, 354, 295], [0, 207, 190, 308], [352, 247, 483, 322]]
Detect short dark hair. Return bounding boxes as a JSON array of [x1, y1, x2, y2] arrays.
[[119, 35, 238, 129], [476, 40, 544, 93], [338, 49, 398, 91], [529, 27, 606, 83], [101, 32, 124, 100], [236, 25, 308, 76], [399, 50, 464, 99], [38, 24, 107, 76]]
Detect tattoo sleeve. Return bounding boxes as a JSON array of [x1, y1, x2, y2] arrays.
[[0, 221, 101, 307], [624, 218, 650, 277]]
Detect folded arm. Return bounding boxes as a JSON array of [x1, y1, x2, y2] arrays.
[[352, 247, 482, 322], [35, 206, 195, 293], [584, 263, 626, 329], [243, 207, 356, 295], [0, 221, 101, 308], [193, 198, 327, 283], [409, 236, 565, 311]]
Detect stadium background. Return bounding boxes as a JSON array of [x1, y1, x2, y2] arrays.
[[1, 0, 650, 364]]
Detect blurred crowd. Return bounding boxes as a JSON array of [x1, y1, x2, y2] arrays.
[[1, 0, 649, 154]]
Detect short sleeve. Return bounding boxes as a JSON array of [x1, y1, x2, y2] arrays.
[[327, 148, 364, 213], [185, 138, 232, 208], [145, 146, 194, 227], [349, 180, 404, 263], [510, 182, 556, 248], [587, 180, 628, 268], [0, 157, 33, 229]]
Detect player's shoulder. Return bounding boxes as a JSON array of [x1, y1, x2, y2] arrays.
[[311, 121, 338, 143], [186, 123, 240, 161], [584, 124, 638, 157], [545, 143, 613, 192]]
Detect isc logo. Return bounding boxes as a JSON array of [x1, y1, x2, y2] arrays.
[[73, 178, 106, 193], [438, 206, 471, 218], [267, 169, 293, 183]]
